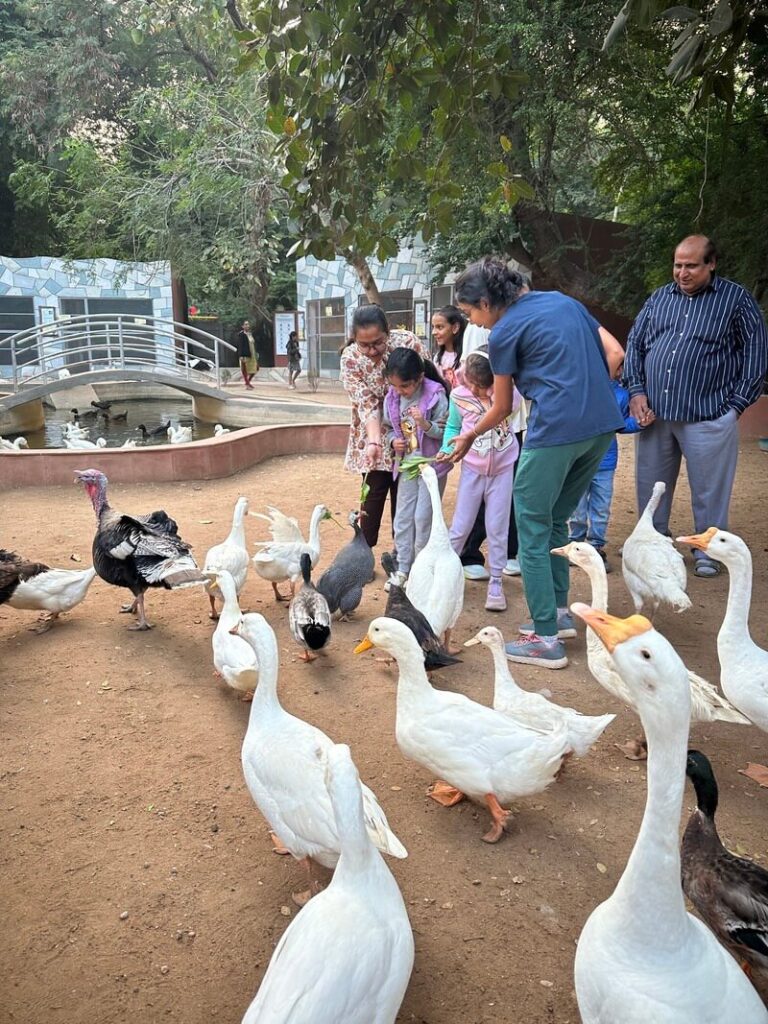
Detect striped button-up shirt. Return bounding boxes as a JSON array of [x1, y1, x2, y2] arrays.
[[624, 276, 768, 421]]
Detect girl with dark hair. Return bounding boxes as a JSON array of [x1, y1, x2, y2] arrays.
[[431, 305, 466, 388], [382, 348, 450, 586], [448, 256, 624, 670], [340, 304, 428, 549]]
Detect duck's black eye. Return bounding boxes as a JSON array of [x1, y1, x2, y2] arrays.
[[640, 649, 651, 660]]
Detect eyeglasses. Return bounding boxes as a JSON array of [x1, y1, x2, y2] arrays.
[[357, 340, 386, 351]]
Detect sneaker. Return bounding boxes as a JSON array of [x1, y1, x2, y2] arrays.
[[463, 564, 490, 581], [384, 570, 408, 593], [485, 578, 507, 612], [518, 610, 577, 639], [505, 635, 569, 669], [502, 558, 521, 576]]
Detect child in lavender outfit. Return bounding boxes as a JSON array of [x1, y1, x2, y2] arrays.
[[439, 351, 520, 612], [383, 348, 451, 585]]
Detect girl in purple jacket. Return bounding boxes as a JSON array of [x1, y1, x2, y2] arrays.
[[383, 348, 451, 586], [438, 352, 520, 612]]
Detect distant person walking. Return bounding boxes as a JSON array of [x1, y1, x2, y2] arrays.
[[624, 234, 768, 577], [286, 330, 302, 389], [237, 320, 259, 390], [340, 304, 427, 549]]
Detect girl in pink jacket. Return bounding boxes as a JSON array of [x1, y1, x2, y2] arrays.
[[439, 352, 520, 612]]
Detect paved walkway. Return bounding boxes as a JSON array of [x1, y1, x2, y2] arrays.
[[220, 370, 350, 409]]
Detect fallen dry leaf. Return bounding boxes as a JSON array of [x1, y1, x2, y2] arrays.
[[738, 763, 768, 788]]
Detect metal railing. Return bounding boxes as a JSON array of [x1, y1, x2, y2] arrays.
[[0, 314, 237, 393]]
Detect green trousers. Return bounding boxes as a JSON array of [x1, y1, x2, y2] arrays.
[[514, 432, 614, 637]]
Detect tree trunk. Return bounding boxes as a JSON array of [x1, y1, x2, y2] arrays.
[[345, 250, 382, 304]]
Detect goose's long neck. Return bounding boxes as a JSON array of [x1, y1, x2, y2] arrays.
[[489, 642, 523, 701], [611, 705, 689, 946], [307, 507, 325, 553], [249, 631, 280, 714], [718, 552, 753, 650], [330, 775, 375, 875], [218, 584, 242, 629], [394, 645, 437, 712], [424, 480, 450, 544], [228, 506, 246, 546], [583, 562, 609, 656]]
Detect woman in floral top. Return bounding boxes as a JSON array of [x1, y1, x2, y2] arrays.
[[340, 304, 426, 548]]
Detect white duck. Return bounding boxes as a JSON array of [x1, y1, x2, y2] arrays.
[[0, 436, 29, 451], [64, 436, 107, 450], [205, 569, 258, 699], [570, 603, 768, 1024], [241, 742, 414, 1024], [1, 549, 98, 632], [121, 438, 138, 449], [235, 612, 406, 901], [356, 617, 570, 843], [405, 464, 464, 653], [167, 424, 193, 444], [464, 625, 615, 756], [213, 423, 230, 436], [251, 502, 334, 601], [554, 541, 747, 749], [622, 481, 691, 616], [678, 528, 768, 774], [62, 422, 89, 439], [202, 496, 250, 619]]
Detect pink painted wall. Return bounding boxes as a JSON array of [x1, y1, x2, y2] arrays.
[[0, 423, 349, 489]]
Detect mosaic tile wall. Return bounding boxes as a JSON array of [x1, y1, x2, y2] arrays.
[[0, 257, 173, 320], [296, 242, 433, 312]]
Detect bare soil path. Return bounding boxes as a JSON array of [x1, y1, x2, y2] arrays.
[[1, 438, 766, 1024]]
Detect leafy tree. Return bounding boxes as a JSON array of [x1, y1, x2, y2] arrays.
[[235, 0, 528, 300]]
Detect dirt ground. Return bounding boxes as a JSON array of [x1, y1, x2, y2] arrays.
[[1, 438, 766, 1024]]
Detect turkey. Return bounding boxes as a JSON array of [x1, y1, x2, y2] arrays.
[[74, 468, 205, 630], [316, 510, 374, 619], [0, 548, 97, 632]]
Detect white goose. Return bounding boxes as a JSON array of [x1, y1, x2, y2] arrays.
[[167, 424, 192, 444], [205, 569, 258, 699], [622, 481, 691, 616], [213, 423, 230, 436], [405, 464, 464, 652], [63, 436, 107, 450], [0, 436, 29, 451], [202, 496, 250, 619], [678, 529, 768, 768], [1, 549, 98, 633], [356, 617, 570, 843], [570, 603, 768, 1024], [241, 743, 414, 1024], [554, 541, 748, 728], [251, 503, 334, 601], [235, 612, 406, 901], [464, 625, 615, 756]]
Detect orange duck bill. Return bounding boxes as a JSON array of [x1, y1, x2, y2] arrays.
[[570, 603, 653, 654]]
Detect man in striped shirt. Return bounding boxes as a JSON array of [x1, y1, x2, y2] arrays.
[[624, 235, 768, 577]]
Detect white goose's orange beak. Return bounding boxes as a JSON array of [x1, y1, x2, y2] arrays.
[[354, 636, 374, 654], [570, 603, 653, 653], [676, 527, 718, 551]]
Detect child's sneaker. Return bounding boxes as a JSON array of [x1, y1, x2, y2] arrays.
[[518, 610, 577, 639], [485, 577, 506, 612], [505, 634, 568, 669], [463, 564, 490, 581], [502, 558, 521, 576]]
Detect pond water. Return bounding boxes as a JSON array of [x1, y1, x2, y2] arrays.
[[19, 399, 220, 449]]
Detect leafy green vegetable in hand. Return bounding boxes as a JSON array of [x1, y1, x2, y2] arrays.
[[398, 454, 437, 481]]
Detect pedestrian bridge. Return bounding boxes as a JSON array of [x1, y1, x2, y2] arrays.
[[0, 314, 236, 409]]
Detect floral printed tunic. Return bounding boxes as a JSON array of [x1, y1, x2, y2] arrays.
[[340, 328, 427, 473]]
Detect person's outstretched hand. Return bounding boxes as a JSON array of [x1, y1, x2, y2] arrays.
[[446, 433, 474, 463]]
